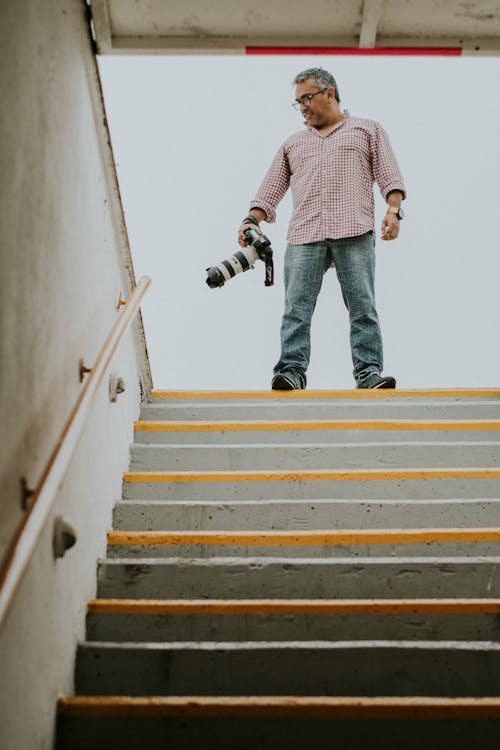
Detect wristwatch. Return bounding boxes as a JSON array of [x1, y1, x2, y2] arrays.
[[387, 206, 404, 220]]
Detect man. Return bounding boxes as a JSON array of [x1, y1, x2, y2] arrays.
[[238, 67, 406, 390]]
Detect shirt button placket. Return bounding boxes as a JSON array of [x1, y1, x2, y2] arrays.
[[321, 138, 329, 237]]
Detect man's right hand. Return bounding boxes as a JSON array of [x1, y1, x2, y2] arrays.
[[238, 221, 263, 247], [238, 209, 267, 247]]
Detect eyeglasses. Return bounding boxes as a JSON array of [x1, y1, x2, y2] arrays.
[[292, 88, 327, 110]]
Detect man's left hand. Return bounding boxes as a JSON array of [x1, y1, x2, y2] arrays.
[[381, 212, 400, 241]]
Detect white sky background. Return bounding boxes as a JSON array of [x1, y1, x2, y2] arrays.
[[98, 54, 500, 390]]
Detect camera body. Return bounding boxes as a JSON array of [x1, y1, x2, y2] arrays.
[[205, 229, 274, 289]]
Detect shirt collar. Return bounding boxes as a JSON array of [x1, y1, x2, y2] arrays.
[[307, 109, 350, 136]]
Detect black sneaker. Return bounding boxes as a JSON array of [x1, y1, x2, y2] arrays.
[[271, 371, 306, 390], [357, 373, 396, 389]]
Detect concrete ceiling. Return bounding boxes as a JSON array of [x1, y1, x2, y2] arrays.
[[90, 0, 500, 55]]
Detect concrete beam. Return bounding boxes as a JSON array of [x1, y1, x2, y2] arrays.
[[359, 0, 382, 48], [90, 0, 112, 53]]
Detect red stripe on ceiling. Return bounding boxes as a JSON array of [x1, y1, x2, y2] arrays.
[[246, 47, 462, 56]]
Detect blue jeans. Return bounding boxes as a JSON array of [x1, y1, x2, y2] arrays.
[[273, 232, 383, 385]]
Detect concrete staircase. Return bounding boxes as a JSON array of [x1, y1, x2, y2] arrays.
[[57, 389, 500, 749]]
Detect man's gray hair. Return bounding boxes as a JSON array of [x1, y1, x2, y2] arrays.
[[294, 68, 340, 102]]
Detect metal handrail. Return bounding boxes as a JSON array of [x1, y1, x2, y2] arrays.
[[0, 275, 152, 628]]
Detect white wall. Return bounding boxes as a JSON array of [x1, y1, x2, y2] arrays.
[[0, 2, 151, 748]]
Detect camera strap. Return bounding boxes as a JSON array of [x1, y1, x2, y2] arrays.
[[264, 253, 274, 286], [242, 227, 274, 287]]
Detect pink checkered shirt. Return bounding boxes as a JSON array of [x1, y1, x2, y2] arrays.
[[249, 112, 406, 245]]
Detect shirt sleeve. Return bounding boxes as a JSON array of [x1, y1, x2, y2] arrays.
[[371, 123, 406, 201], [249, 143, 291, 223]]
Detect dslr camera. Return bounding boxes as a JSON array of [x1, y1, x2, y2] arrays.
[[206, 227, 274, 289]]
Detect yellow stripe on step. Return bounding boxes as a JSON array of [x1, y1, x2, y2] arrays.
[[135, 418, 500, 433], [58, 695, 500, 719], [151, 388, 500, 400], [107, 528, 500, 546], [87, 598, 500, 616], [123, 467, 500, 483]]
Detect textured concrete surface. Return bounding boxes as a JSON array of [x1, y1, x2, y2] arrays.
[[56, 714, 500, 750], [129, 441, 500, 471], [135, 426, 500, 444], [86, 611, 500, 643], [113, 498, 500, 531], [122, 476, 500, 501], [97, 557, 500, 599], [140, 400, 500, 421], [106, 541, 500, 558], [75, 640, 500, 696], [90, 0, 500, 55]]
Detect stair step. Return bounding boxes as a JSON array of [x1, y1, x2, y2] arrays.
[[128, 442, 500, 471], [140, 400, 500, 421], [134, 418, 500, 445], [86, 597, 500, 642], [105, 527, 500, 558], [56, 698, 500, 750], [75, 640, 500, 696], [114, 498, 500, 531], [97, 557, 500, 599], [122, 467, 500, 501]]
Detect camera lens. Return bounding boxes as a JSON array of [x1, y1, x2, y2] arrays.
[[205, 266, 226, 288]]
